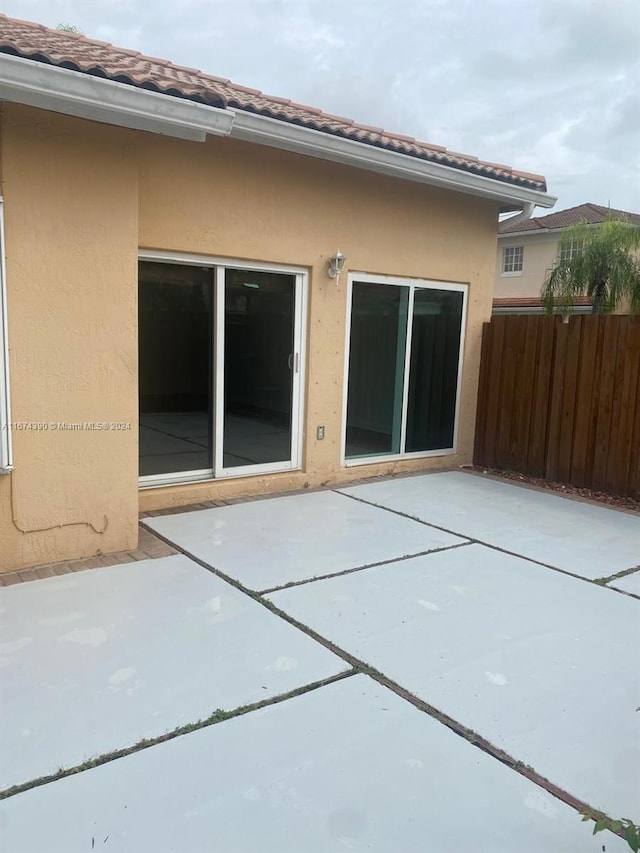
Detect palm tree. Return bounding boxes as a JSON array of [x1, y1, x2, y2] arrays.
[[541, 216, 640, 314]]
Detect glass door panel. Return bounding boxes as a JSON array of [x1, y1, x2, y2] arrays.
[[138, 262, 213, 477], [405, 288, 464, 452], [344, 278, 465, 462], [345, 282, 409, 459], [221, 269, 296, 471]]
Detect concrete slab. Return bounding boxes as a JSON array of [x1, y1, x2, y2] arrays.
[[0, 675, 625, 853], [340, 471, 640, 579], [0, 555, 346, 790], [268, 545, 640, 817], [610, 570, 640, 596], [145, 490, 466, 590]]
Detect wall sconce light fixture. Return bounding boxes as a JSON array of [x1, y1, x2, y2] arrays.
[[327, 250, 346, 280]]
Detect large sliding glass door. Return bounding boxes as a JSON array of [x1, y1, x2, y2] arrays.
[[344, 275, 465, 463], [138, 257, 304, 485]]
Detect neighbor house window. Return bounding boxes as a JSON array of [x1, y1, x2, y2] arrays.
[[559, 240, 581, 263], [502, 245, 524, 274], [343, 275, 466, 463], [0, 199, 12, 473]]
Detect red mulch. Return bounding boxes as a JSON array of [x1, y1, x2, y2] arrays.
[[467, 466, 640, 514]]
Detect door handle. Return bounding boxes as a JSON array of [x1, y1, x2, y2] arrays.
[[288, 353, 300, 373]]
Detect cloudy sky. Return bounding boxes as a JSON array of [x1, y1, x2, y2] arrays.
[[2, 0, 639, 214]]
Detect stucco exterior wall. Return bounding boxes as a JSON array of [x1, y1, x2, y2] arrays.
[[0, 105, 140, 571], [0, 104, 499, 572], [494, 233, 560, 299]]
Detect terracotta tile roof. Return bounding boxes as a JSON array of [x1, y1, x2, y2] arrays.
[[0, 15, 547, 193], [500, 203, 640, 234], [493, 296, 591, 314], [492, 296, 592, 309]]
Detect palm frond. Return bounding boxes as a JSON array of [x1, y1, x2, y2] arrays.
[[541, 216, 640, 314]]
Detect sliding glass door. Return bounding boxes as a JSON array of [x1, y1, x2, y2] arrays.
[[138, 258, 304, 485], [218, 268, 299, 476], [344, 276, 465, 462], [139, 263, 213, 478]]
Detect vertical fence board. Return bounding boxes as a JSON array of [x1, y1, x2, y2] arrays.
[[612, 318, 640, 496], [473, 321, 492, 465], [570, 316, 598, 488], [583, 316, 606, 490], [482, 316, 506, 469], [528, 317, 556, 477], [474, 313, 639, 499], [496, 317, 520, 469], [557, 317, 582, 483], [591, 316, 619, 491], [605, 317, 629, 494], [628, 344, 640, 500], [545, 320, 569, 483], [514, 316, 539, 472]]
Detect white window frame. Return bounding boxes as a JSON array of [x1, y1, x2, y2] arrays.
[[137, 250, 307, 489], [559, 239, 580, 263], [340, 272, 467, 468], [501, 245, 524, 276], [0, 200, 12, 473]]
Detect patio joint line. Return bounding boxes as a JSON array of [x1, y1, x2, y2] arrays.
[[0, 669, 356, 801], [257, 541, 473, 595], [138, 523, 622, 832], [596, 563, 640, 585], [334, 489, 637, 596], [254, 604, 629, 838]]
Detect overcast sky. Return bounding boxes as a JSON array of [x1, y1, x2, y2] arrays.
[[2, 0, 639, 214]]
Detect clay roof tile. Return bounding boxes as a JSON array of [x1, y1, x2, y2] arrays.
[[499, 202, 640, 234], [0, 14, 548, 192]]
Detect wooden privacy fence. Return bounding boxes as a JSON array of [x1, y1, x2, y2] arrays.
[[474, 314, 640, 499]]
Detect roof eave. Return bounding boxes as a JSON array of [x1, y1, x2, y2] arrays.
[[497, 221, 604, 239], [0, 53, 235, 140], [498, 226, 551, 238], [231, 112, 556, 211], [0, 52, 556, 212], [492, 303, 592, 316]]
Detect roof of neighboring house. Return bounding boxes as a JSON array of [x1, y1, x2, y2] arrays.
[[499, 202, 640, 235], [0, 15, 547, 193], [492, 296, 593, 310]]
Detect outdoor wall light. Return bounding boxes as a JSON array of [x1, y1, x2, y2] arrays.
[[327, 250, 346, 280]]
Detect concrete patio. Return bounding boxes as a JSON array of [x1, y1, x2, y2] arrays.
[[1, 471, 638, 852]]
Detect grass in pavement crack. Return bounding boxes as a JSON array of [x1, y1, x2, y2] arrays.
[[0, 669, 355, 801]]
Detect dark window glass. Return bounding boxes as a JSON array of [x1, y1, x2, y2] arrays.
[[345, 282, 463, 459], [138, 262, 213, 476], [406, 289, 463, 452], [223, 269, 295, 468], [345, 282, 408, 458]]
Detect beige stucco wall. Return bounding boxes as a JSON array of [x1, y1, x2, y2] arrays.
[[0, 105, 140, 571], [494, 233, 560, 298], [0, 103, 499, 572]]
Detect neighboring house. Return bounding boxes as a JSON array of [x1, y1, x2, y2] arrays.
[[0, 16, 555, 572], [493, 203, 640, 313]]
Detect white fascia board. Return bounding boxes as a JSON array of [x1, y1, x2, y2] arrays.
[[0, 53, 235, 141], [0, 52, 555, 210], [231, 111, 557, 211]]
